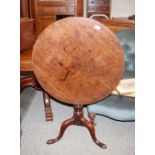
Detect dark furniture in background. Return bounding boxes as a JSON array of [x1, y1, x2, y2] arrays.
[[20, 0, 30, 18], [87, 0, 111, 18], [20, 18, 36, 51], [29, 0, 84, 35]]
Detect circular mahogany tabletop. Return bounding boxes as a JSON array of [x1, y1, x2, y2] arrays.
[[32, 17, 124, 105]]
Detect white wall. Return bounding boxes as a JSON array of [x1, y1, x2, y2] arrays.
[[84, 0, 87, 17], [111, 0, 135, 18]]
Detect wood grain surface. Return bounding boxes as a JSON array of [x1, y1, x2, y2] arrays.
[[20, 49, 33, 71], [93, 18, 135, 32], [32, 17, 124, 105]]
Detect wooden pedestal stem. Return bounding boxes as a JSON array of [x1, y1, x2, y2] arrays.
[[47, 104, 107, 149]]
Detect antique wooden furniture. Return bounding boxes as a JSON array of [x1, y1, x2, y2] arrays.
[[87, 0, 111, 18], [93, 18, 135, 32], [21, 0, 30, 18], [29, 0, 84, 34], [20, 18, 36, 51], [87, 17, 135, 123], [32, 17, 124, 149], [20, 49, 33, 71]]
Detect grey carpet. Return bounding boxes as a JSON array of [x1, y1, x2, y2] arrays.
[[20, 87, 135, 155]]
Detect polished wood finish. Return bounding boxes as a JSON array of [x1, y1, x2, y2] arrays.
[[94, 18, 135, 32], [32, 17, 125, 149], [32, 17, 124, 105], [76, 0, 84, 16], [20, 0, 37, 50], [37, 3, 76, 15], [20, 49, 33, 71], [20, 0, 30, 17], [88, 112, 96, 124], [87, 0, 111, 18], [20, 76, 38, 93], [20, 18, 36, 51], [29, 0, 84, 34], [20, 19, 134, 72], [38, 16, 56, 33], [47, 105, 107, 149], [29, 0, 36, 18]]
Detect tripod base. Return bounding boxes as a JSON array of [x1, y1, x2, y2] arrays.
[[47, 105, 106, 149]]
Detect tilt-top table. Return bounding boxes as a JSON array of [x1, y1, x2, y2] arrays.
[[32, 17, 124, 149]]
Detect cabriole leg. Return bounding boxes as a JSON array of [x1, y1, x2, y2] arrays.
[[47, 105, 106, 149]]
